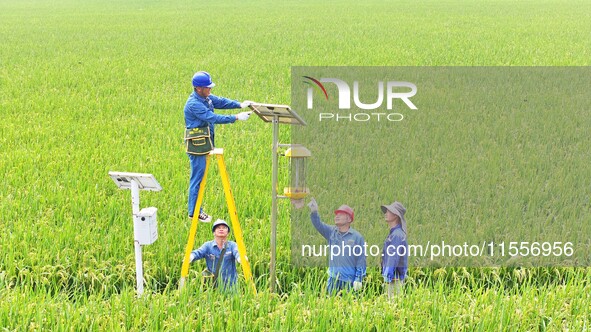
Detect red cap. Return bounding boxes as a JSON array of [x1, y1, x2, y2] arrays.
[[334, 204, 354, 221]]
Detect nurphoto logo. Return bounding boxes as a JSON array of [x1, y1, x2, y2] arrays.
[[303, 76, 418, 122]]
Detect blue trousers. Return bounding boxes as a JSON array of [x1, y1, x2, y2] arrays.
[[188, 154, 207, 217], [327, 277, 352, 295]]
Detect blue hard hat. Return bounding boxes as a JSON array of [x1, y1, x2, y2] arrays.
[[212, 219, 230, 233], [192, 71, 216, 88]]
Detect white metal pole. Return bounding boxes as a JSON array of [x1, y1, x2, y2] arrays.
[[131, 179, 140, 215], [130, 180, 144, 296], [270, 117, 279, 293], [134, 240, 144, 296]]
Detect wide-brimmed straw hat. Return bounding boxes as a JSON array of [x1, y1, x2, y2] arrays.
[[381, 201, 407, 233]]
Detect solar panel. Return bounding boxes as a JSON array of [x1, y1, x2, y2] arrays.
[[108, 172, 162, 191], [249, 103, 307, 126]]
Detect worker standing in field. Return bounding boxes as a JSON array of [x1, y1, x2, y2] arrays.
[[184, 71, 254, 222], [307, 198, 366, 295], [189, 219, 242, 289], [380, 201, 408, 299]]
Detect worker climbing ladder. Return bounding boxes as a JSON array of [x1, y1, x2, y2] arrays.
[[179, 148, 257, 294]]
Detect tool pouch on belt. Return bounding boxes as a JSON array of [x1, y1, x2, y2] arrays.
[[201, 269, 215, 287], [185, 126, 213, 155]]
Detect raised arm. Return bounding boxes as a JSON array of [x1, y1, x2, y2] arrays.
[[210, 95, 241, 109]]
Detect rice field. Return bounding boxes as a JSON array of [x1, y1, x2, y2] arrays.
[[1, 0, 590, 330]]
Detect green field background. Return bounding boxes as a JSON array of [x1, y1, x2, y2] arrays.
[[1, 0, 590, 330]]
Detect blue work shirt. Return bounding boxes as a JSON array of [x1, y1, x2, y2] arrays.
[[190, 240, 240, 286], [381, 224, 408, 282], [310, 212, 367, 283], [184, 92, 241, 146]]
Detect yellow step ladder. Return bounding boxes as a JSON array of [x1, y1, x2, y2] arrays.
[[179, 148, 257, 294]]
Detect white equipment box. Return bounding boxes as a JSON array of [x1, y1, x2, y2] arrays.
[[134, 207, 158, 245]]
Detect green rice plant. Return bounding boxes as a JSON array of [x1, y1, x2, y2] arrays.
[[1, 0, 590, 330]]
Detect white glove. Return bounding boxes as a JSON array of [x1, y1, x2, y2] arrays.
[[240, 100, 255, 108], [189, 252, 196, 263], [236, 255, 248, 264], [308, 197, 318, 213], [353, 281, 362, 291], [236, 112, 251, 121]]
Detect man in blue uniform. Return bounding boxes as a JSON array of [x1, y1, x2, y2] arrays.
[[189, 219, 242, 289], [184, 71, 253, 222], [380, 201, 408, 299], [307, 198, 367, 295]]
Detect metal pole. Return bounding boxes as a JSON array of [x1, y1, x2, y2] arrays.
[[131, 180, 144, 296], [134, 240, 144, 296], [270, 116, 279, 292], [131, 179, 140, 215]]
